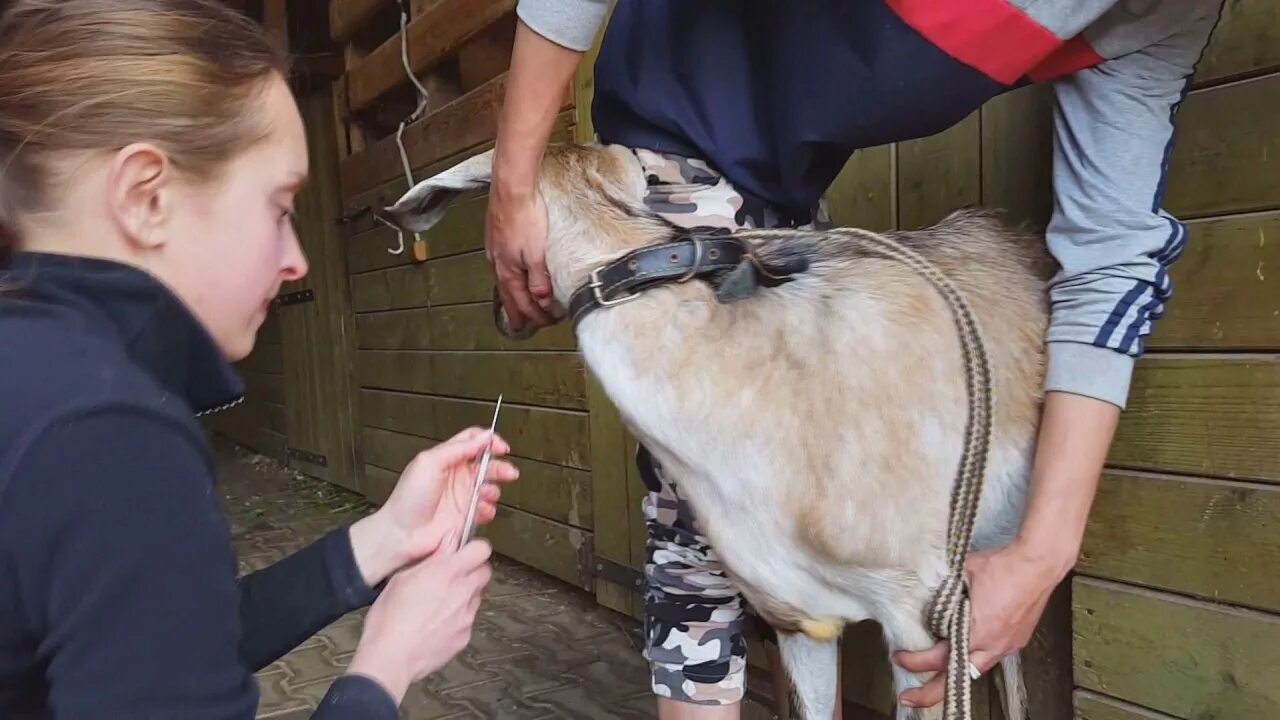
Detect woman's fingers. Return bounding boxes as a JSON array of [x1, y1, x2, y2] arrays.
[[445, 426, 487, 444], [428, 429, 497, 469], [485, 459, 519, 483]]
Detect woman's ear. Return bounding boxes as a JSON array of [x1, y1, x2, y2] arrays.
[[381, 148, 494, 233], [107, 143, 172, 250]]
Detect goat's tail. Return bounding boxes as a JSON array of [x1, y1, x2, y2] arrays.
[[996, 653, 1028, 720]]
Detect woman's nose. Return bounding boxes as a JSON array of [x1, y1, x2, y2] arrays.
[[281, 230, 309, 282]]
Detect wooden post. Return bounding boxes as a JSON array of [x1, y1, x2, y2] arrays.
[[262, 0, 288, 49]]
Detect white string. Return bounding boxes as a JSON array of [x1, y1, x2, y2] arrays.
[[387, 0, 430, 255]]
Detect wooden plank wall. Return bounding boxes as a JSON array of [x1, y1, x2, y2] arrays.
[[823, 2, 1280, 718], [1071, 4, 1280, 717], [206, 1, 354, 477], [332, 0, 595, 591], [205, 309, 289, 460]]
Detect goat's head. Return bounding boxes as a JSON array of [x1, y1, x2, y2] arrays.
[[381, 143, 666, 339]]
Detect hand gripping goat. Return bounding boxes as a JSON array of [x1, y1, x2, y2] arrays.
[[381, 144, 1052, 720]]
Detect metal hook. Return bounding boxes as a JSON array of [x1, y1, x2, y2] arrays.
[[374, 214, 406, 255]]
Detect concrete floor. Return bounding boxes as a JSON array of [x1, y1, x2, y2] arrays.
[[214, 438, 779, 719]]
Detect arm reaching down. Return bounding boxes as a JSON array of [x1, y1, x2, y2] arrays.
[[488, 3, 608, 331], [896, 5, 1222, 708]]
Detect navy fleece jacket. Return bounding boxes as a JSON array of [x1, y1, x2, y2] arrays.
[[0, 252, 396, 719]]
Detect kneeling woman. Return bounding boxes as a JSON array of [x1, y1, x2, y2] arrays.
[[0, 1, 517, 717]]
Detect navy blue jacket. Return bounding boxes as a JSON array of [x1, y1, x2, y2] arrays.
[[516, 0, 1223, 408], [0, 252, 396, 719], [590, 0, 1009, 217]]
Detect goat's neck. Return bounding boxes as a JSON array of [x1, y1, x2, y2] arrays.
[[548, 217, 672, 309]]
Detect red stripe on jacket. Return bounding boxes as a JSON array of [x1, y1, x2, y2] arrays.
[[885, 0, 1103, 85]]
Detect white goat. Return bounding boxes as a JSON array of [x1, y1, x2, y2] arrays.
[[383, 143, 1051, 720]]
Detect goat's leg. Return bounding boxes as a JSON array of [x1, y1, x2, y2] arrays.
[[776, 631, 839, 719], [878, 610, 945, 720]]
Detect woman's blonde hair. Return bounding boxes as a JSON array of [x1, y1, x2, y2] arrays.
[[0, 0, 290, 258]]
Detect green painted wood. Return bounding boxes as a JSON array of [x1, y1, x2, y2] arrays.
[[343, 144, 493, 231], [340, 110, 573, 212], [1079, 471, 1280, 613], [980, 83, 1055, 232], [1150, 212, 1280, 350], [355, 303, 576, 351], [895, 110, 981, 231], [357, 388, 590, 469], [361, 463, 400, 504], [242, 370, 285, 406], [346, 196, 487, 274], [269, 87, 363, 491], [237, 342, 284, 375], [356, 349, 587, 410], [220, 399, 288, 436], [1019, 579, 1076, 720], [1073, 578, 1280, 718], [1194, 0, 1280, 87], [1165, 74, 1280, 218], [584, 369, 637, 616], [343, 2, 515, 120], [1073, 690, 1181, 720], [258, 310, 282, 344], [361, 425, 592, 528], [1110, 356, 1280, 483], [206, 412, 287, 460], [479, 504, 591, 590], [570, 7, 644, 616], [350, 251, 493, 312], [825, 144, 896, 232]]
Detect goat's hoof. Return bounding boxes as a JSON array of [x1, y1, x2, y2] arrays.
[[799, 618, 844, 641]]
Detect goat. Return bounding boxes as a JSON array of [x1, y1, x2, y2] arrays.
[[382, 143, 1052, 720]]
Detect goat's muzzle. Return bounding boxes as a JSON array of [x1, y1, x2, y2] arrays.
[[491, 287, 566, 340]]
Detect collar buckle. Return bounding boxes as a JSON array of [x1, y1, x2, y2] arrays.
[[675, 236, 704, 283], [589, 266, 639, 307]]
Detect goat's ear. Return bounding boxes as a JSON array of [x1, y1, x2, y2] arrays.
[[380, 148, 494, 233]]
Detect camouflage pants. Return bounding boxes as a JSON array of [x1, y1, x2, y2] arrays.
[[632, 148, 831, 705]]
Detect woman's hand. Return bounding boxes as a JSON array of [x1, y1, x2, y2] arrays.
[[892, 540, 1065, 708], [347, 537, 494, 704], [349, 427, 518, 588]]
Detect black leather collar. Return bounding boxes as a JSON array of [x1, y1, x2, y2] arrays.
[[567, 226, 801, 329]]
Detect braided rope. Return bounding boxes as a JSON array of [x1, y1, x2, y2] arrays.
[[737, 227, 993, 720]]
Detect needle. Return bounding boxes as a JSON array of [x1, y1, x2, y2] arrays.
[[458, 394, 502, 549]]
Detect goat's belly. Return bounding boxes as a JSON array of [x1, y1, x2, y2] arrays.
[[673, 491, 938, 637], [638, 448, 942, 633]]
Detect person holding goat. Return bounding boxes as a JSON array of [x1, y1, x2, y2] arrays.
[[486, 1, 1222, 716]]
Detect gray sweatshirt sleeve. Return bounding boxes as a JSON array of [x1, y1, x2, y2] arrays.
[[517, 0, 611, 52], [1042, 7, 1220, 409]]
